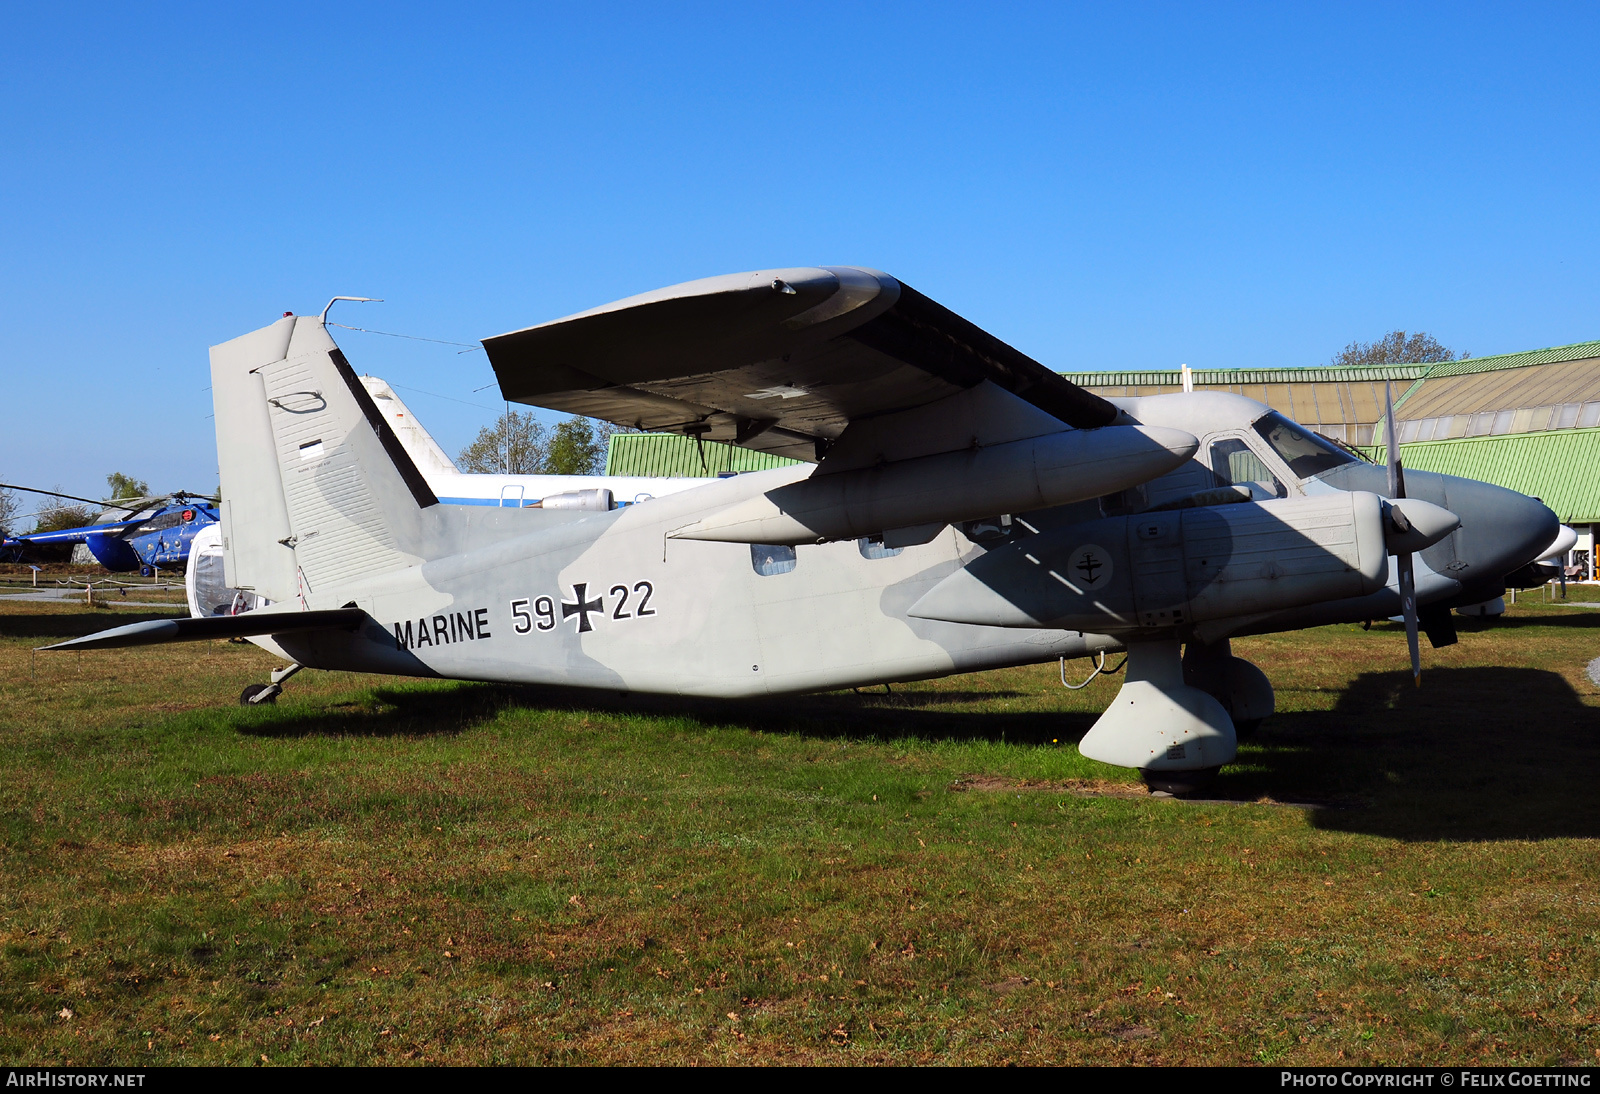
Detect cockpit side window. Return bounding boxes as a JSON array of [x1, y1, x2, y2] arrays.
[[1252, 411, 1359, 479], [1209, 438, 1284, 498]]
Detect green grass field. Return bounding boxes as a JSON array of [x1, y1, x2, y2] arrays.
[[3, 592, 1600, 1065]]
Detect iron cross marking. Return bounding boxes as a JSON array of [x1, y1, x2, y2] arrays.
[[562, 583, 603, 632], [1075, 552, 1103, 583]]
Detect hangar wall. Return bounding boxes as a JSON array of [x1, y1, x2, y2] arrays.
[[606, 432, 801, 478], [604, 338, 1600, 577], [1066, 339, 1600, 578]]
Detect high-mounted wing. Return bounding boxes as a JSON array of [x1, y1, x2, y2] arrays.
[[482, 267, 1118, 463]]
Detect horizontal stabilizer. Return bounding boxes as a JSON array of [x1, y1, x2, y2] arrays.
[[40, 608, 366, 651]]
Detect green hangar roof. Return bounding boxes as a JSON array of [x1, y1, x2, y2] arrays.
[[606, 432, 802, 477], [1372, 429, 1600, 525], [1079, 339, 1600, 523], [605, 337, 1600, 522], [1067, 339, 1600, 449]]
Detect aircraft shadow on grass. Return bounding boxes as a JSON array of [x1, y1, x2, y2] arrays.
[[1422, 611, 1600, 632], [243, 662, 1600, 843], [26, 607, 1590, 842], [1470, 612, 1600, 630], [0, 611, 184, 640], [237, 681, 1078, 745], [1224, 665, 1600, 843]]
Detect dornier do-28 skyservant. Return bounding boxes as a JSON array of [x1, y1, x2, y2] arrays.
[[50, 268, 1557, 793]]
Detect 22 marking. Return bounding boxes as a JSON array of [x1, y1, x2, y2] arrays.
[[510, 580, 655, 635]]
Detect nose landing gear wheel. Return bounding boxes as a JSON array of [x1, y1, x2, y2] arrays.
[[1141, 766, 1220, 798], [239, 683, 278, 706]]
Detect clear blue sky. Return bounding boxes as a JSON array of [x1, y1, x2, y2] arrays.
[[3, 3, 1597, 505]]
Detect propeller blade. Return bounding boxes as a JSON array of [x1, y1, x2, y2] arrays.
[[1383, 382, 1407, 499], [1385, 382, 1421, 684], [1399, 551, 1421, 685]]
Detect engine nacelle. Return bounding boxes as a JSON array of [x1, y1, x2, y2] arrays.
[[666, 425, 1198, 545], [909, 491, 1399, 633]]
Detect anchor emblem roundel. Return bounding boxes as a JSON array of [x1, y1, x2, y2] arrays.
[[1066, 544, 1113, 591]]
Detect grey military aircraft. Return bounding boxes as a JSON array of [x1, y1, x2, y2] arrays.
[[50, 267, 1556, 793]]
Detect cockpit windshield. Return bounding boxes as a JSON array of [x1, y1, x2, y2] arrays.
[[1251, 412, 1360, 479]]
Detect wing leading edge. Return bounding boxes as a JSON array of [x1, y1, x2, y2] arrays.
[[482, 267, 1117, 463]]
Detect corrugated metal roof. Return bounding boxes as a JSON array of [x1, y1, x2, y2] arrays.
[[1063, 365, 1430, 387], [1062, 341, 1600, 388], [1066, 374, 1422, 444], [605, 433, 803, 477], [607, 337, 1600, 500], [1390, 357, 1600, 420], [1360, 428, 1600, 524], [1414, 340, 1600, 378]]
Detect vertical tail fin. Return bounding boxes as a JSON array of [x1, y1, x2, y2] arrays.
[[357, 376, 463, 484], [211, 316, 437, 607]]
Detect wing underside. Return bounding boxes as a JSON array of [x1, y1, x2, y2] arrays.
[[481, 267, 1116, 463]]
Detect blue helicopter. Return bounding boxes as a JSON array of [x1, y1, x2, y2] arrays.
[[1, 484, 219, 576]]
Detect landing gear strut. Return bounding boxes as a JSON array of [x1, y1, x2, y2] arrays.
[[239, 662, 302, 706], [1182, 637, 1275, 737], [1078, 639, 1237, 795]]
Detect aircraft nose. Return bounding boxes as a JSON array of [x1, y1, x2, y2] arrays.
[[1444, 477, 1559, 582]]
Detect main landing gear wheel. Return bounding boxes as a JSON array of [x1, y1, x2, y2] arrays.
[[239, 683, 277, 706], [239, 662, 303, 706], [1141, 766, 1220, 798]]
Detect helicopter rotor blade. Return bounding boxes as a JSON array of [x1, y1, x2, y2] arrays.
[[0, 482, 144, 514]]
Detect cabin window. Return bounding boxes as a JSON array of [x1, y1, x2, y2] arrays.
[[1209, 438, 1284, 497], [750, 543, 797, 576], [858, 537, 903, 560], [1251, 412, 1357, 479]]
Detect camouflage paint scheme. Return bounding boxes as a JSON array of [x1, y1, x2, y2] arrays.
[[52, 268, 1558, 780]]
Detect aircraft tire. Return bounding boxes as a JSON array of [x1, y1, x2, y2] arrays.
[[1140, 766, 1220, 798], [1234, 718, 1264, 738], [239, 683, 276, 706]]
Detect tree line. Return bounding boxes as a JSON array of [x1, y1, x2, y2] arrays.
[[456, 413, 630, 476], [0, 473, 148, 537]]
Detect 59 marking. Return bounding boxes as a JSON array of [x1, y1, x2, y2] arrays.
[[511, 580, 655, 635]]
